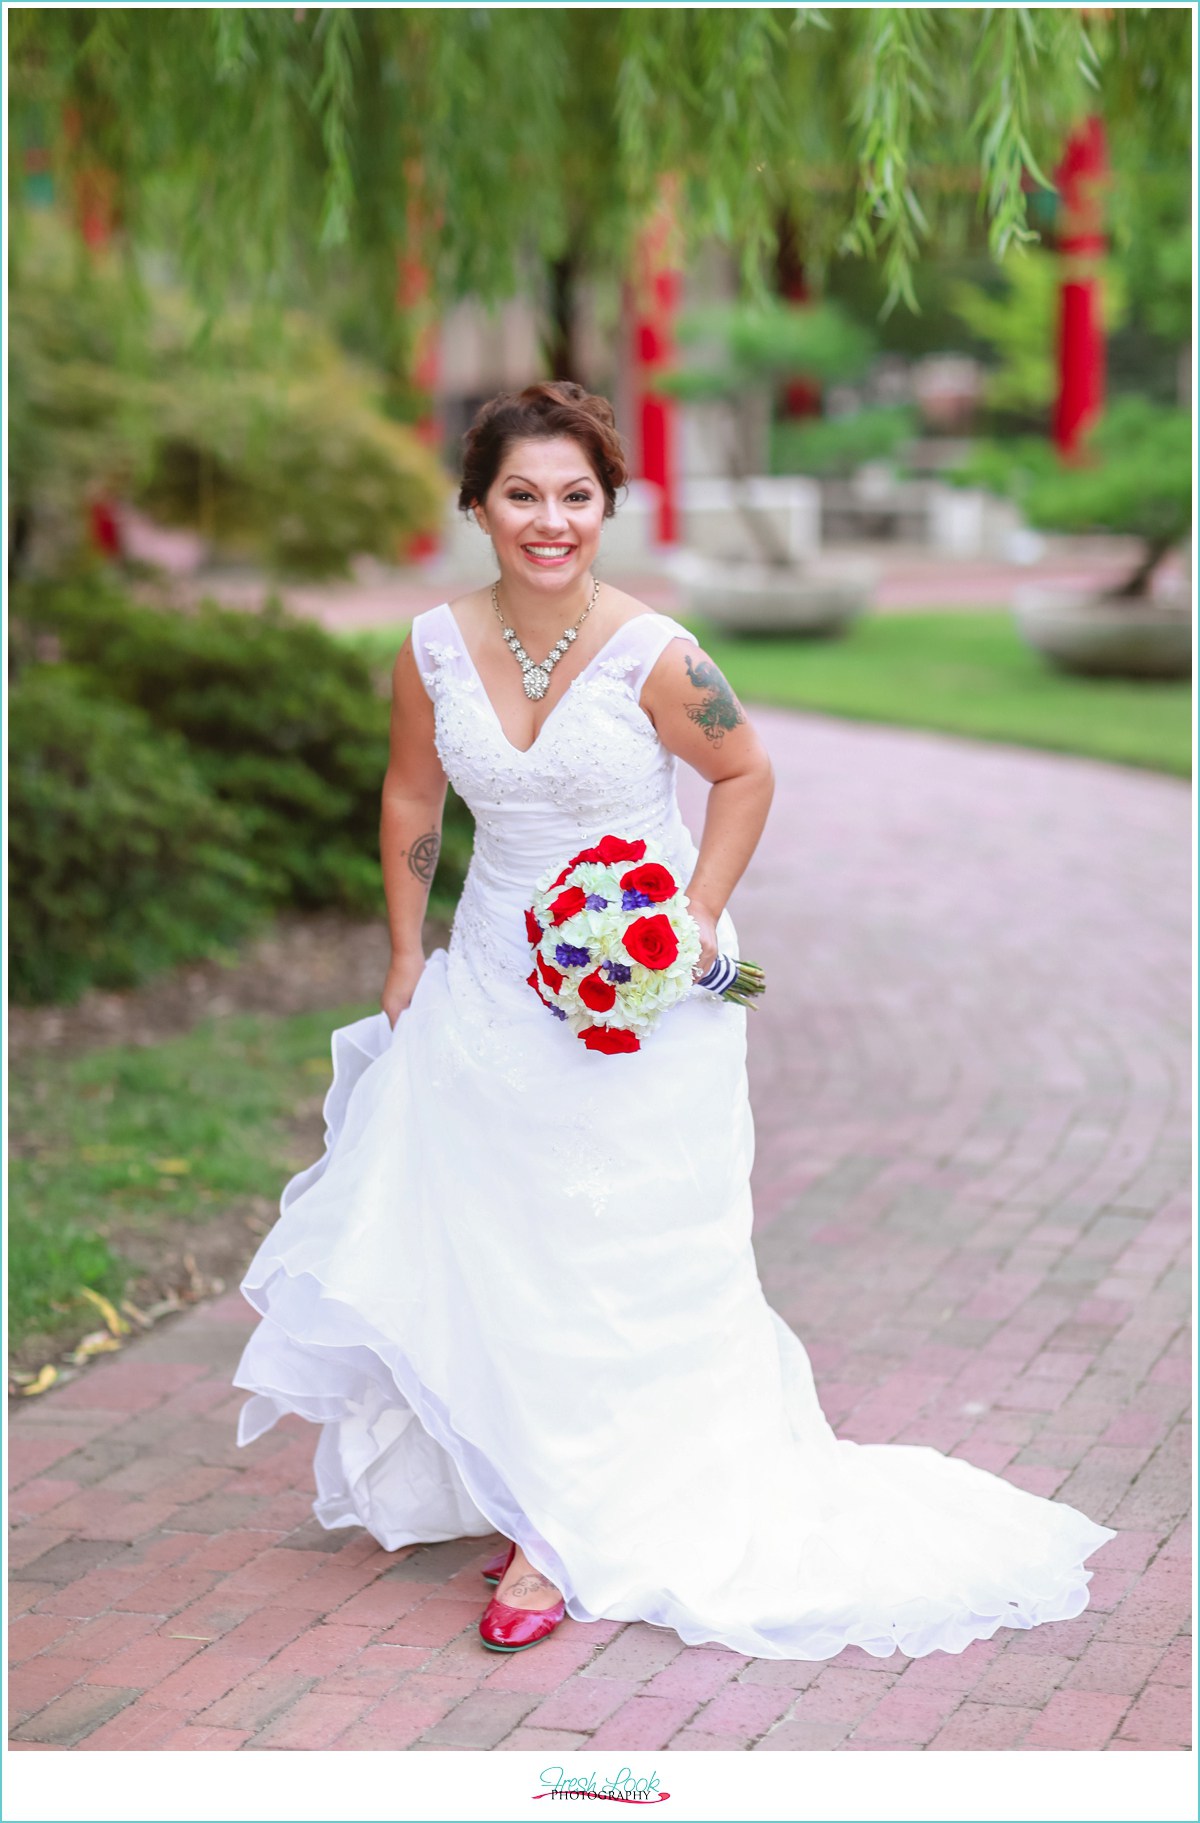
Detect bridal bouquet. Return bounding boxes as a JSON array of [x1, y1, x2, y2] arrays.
[[524, 833, 765, 1055]]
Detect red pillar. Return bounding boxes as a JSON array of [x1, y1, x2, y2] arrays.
[[63, 104, 121, 250], [64, 104, 125, 560], [397, 160, 443, 562], [1052, 115, 1109, 461], [776, 213, 822, 420], [625, 175, 682, 545]]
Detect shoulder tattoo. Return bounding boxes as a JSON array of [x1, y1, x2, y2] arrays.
[[683, 653, 745, 746], [406, 829, 441, 885]]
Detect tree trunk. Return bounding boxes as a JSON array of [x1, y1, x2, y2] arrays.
[[1106, 536, 1176, 601], [724, 418, 794, 569], [543, 254, 579, 381], [8, 504, 33, 586]]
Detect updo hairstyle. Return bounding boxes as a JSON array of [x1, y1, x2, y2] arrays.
[[457, 381, 630, 520]]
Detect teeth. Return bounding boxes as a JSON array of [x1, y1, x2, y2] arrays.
[[525, 545, 573, 557]]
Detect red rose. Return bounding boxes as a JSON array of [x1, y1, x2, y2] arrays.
[[527, 968, 550, 1007], [619, 862, 677, 903], [579, 1024, 641, 1054], [594, 835, 647, 865], [525, 907, 543, 944], [577, 967, 617, 1013], [549, 885, 587, 925], [622, 913, 680, 971], [549, 863, 575, 889], [538, 953, 564, 994]]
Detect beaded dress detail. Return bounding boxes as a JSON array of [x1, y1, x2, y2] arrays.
[[233, 603, 1116, 1660]]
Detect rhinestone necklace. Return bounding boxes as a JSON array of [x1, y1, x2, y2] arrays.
[[491, 576, 600, 701]]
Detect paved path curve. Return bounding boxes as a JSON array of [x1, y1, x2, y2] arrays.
[[9, 709, 1191, 1752]]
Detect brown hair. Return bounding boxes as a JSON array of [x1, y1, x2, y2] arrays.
[[457, 381, 629, 519]]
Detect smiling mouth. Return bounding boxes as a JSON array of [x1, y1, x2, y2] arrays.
[[522, 544, 576, 558]]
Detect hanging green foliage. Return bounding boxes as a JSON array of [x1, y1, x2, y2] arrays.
[[8, 7, 1189, 328]]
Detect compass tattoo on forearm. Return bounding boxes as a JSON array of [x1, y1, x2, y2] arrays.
[[406, 829, 440, 885], [683, 654, 745, 746]]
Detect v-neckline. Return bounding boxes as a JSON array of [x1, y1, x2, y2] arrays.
[[440, 602, 657, 757]]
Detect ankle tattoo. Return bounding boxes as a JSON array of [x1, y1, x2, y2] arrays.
[[506, 1571, 556, 1600]]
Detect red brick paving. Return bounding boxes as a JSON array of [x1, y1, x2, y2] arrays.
[[7, 709, 1191, 1750]]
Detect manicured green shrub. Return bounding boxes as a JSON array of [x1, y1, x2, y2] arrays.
[[9, 212, 447, 582], [22, 582, 384, 915], [16, 578, 474, 929], [949, 394, 1191, 596], [9, 664, 268, 1004], [658, 298, 895, 564], [770, 404, 918, 478]]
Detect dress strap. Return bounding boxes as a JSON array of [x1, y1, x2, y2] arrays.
[[618, 611, 700, 700], [410, 602, 463, 700]]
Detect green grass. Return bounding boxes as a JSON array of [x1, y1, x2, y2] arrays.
[[340, 609, 1191, 779], [8, 1002, 371, 1353]]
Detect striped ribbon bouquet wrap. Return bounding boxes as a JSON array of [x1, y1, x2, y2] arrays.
[[524, 833, 765, 1055]]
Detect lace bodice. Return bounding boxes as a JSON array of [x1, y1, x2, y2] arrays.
[[411, 601, 709, 1018], [412, 601, 700, 888]]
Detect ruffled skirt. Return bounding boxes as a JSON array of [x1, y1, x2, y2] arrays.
[[234, 933, 1116, 1661]]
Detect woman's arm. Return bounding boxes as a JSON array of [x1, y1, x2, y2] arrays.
[[380, 635, 450, 1025], [640, 639, 775, 977]]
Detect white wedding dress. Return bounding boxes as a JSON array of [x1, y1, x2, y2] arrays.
[[233, 603, 1117, 1661]]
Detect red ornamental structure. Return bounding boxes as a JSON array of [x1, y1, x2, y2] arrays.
[[625, 175, 683, 545], [1052, 114, 1110, 461], [62, 105, 127, 560], [776, 211, 822, 421]]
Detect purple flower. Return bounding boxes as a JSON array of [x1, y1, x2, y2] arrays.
[[551, 1004, 567, 1020], [602, 960, 632, 984], [584, 894, 608, 911], [622, 889, 653, 911], [555, 942, 591, 969]]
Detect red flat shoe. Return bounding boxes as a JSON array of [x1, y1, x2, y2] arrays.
[[481, 1541, 516, 1586], [478, 1589, 566, 1652]]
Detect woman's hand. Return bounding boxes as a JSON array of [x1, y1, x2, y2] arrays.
[[687, 898, 720, 982], [381, 951, 425, 1029]]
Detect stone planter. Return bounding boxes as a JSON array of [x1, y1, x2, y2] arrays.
[[680, 554, 876, 636], [1012, 581, 1192, 680]]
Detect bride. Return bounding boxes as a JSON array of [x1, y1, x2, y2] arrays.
[[233, 379, 1116, 1659]]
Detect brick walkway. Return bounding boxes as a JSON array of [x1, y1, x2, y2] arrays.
[[8, 710, 1191, 1752]]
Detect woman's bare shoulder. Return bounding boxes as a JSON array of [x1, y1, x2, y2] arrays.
[[599, 582, 661, 631], [445, 584, 491, 635]]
